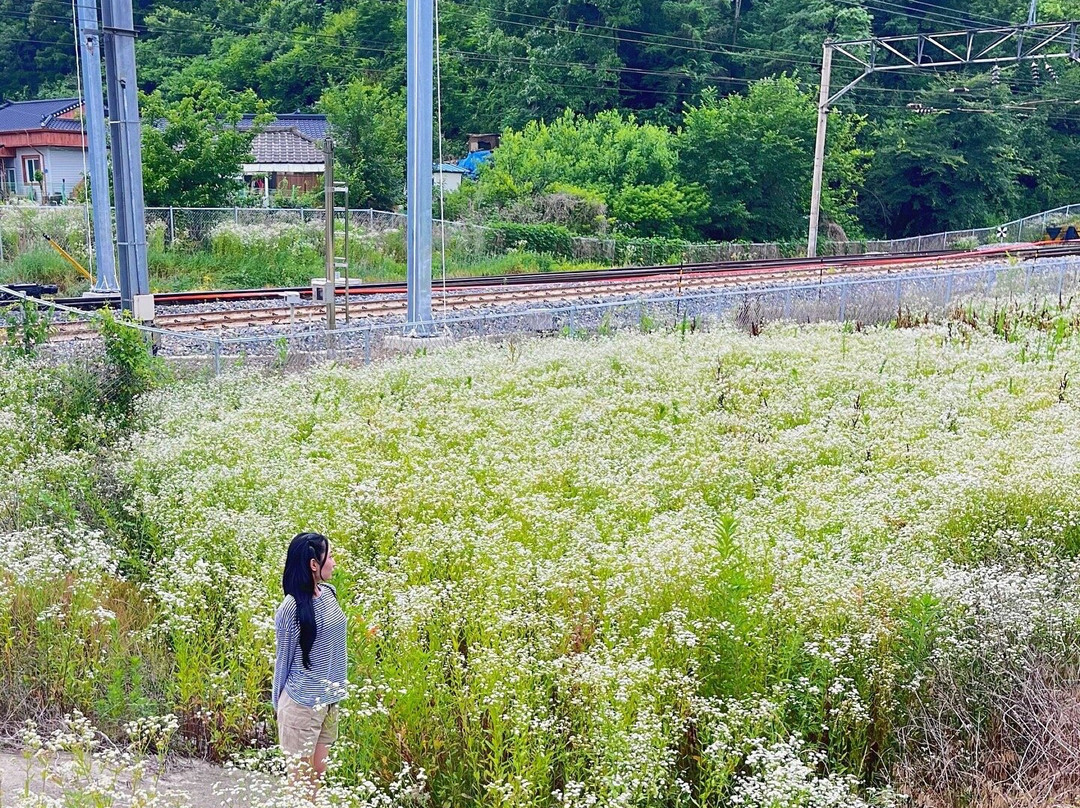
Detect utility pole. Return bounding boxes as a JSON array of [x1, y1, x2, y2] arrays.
[[807, 43, 833, 259], [75, 0, 118, 294], [405, 0, 434, 334], [323, 138, 336, 330], [100, 0, 149, 314]]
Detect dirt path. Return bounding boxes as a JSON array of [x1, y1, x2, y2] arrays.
[[0, 748, 268, 807]]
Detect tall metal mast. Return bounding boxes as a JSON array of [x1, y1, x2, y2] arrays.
[[405, 0, 434, 334]]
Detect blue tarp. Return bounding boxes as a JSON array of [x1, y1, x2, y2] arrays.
[[457, 149, 493, 179]]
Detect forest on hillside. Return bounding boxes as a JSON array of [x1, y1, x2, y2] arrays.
[[4, 0, 1080, 241]]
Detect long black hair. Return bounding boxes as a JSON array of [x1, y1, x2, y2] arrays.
[[282, 532, 329, 669]]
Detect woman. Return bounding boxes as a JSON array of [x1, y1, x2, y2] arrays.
[[273, 532, 348, 787]]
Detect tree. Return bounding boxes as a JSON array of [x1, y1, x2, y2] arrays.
[[737, 0, 870, 76], [678, 77, 868, 241], [140, 81, 272, 207], [860, 80, 1023, 237], [319, 79, 406, 210], [0, 0, 76, 99], [472, 108, 702, 236]]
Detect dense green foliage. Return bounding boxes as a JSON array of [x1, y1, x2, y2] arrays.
[[6, 0, 1080, 238], [140, 82, 273, 207]]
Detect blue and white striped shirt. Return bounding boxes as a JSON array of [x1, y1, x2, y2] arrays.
[[273, 583, 348, 710]]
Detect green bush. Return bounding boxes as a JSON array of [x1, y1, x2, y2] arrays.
[[484, 222, 575, 258], [96, 309, 171, 427], [3, 299, 52, 358], [614, 235, 689, 265]]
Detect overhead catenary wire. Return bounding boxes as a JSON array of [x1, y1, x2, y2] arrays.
[[13, 2, 1076, 104], [11, 19, 1079, 110]]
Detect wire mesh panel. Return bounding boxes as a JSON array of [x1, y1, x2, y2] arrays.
[[11, 256, 1080, 386]]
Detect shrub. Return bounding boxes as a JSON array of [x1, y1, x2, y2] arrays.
[[484, 222, 575, 258]]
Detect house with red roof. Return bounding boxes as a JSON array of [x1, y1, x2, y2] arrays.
[[0, 103, 332, 205], [0, 98, 89, 201]]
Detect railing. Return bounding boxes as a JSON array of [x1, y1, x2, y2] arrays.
[[8, 253, 1078, 377], [2, 203, 1079, 269]]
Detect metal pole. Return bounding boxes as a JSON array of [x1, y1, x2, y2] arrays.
[[324, 138, 336, 330], [101, 0, 148, 313], [343, 187, 350, 324], [76, 0, 118, 294], [807, 43, 833, 259], [405, 0, 434, 334]]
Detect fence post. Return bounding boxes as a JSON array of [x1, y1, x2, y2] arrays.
[[894, 278, 902, 311], [369, 209, 374, 228], [168, 205, 175, 245], [1058, 260, 1067, 300], [301, 208, 307, 224]]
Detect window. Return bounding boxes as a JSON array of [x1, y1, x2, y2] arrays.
[[23, 156, 42, 184], [4, 165, 14, 189]]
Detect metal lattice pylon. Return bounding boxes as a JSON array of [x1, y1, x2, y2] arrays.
[[808, 21, 1080, 258]]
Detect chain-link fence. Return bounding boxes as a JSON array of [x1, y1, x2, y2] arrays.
[[861, 205, 1080, 252], [8, 255, 1077, 379], [6, 204, 1079, 273]]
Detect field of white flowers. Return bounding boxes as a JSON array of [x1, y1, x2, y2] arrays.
[[4, 304, 1080, 807]]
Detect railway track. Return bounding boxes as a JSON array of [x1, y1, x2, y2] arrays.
[[42, 242, 1080, 311], [51, 267, 802, 339], [45, 245, 1071, 341]]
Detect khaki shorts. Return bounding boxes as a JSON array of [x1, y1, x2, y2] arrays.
[[277, 690, 339, 759]]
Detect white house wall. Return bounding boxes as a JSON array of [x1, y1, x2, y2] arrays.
[[13, 146, 86, 198], [13, 147, 44, 196], [434, 171, 464, 193], [45, 147, 88, 197]]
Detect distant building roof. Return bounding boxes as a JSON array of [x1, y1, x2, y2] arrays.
[[238, 113, 328, 141], [46, 118, 85, 132], [249, 128, 325, 165], [434, 162, 469, 174], [0, 98, 83, 133], [466, 133, 500, 152]]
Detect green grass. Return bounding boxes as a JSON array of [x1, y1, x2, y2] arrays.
[[1, 245, 605, 295], [8, 303, 1080, 805]]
